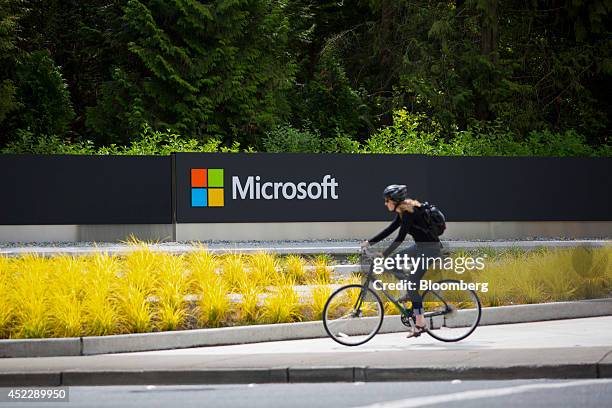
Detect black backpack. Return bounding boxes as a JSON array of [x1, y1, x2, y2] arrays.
[[418, 202, 446, 237]]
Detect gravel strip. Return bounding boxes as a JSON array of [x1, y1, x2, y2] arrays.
[[1, 239, 609, 257]]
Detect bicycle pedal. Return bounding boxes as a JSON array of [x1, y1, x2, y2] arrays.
[[406, 330, 422, 339]]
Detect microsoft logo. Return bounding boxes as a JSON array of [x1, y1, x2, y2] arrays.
[[191, 168, 224, 207], [189, 169, 338, 207]]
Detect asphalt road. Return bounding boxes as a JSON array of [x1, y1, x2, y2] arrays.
[[2, 379, 611, 408]]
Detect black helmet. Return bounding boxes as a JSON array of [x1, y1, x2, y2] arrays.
[[383, 184, 408, 202]]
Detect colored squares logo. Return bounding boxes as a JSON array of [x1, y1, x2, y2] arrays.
[[191, 168, 224, 207]]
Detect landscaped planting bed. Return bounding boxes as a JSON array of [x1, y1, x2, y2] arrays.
[[0, 243, 609, 339]]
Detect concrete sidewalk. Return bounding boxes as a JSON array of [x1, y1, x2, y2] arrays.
[[2, 317, 611, 385]]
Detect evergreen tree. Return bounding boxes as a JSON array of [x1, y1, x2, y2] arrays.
[[86, 0, 295, 145], [0, 1, 76, 142], [332, 0, 611, 142], [0, 0, 21, 141], [14, 50, 75, 136]]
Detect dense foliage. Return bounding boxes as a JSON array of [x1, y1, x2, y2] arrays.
[[1, 1, 610, 155]]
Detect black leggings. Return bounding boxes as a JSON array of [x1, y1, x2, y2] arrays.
[[388, 242, 442, 314]]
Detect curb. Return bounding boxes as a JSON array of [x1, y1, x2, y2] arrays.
[[1, 299, 611, 358], [0, 363, 610, 387], [450, 298, 612, 327]]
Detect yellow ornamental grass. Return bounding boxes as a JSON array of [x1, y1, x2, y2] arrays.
[[476, 261, 512, 307], [310, 283, 331, 320], [499, 247, 529, 259], [117, 285, 154, 333], [199, 277, 230, 327], [384, 301, 400, 315], [308, 255, 332, 284], [606, 247, 612, 292], [116, 246, 167, 333], [570, 247, 610, 299], [340, 272, 363, 286], [248, 252, 279, 289], [344, 285, 377, 315], [121, 246, 165, 293], [185, 246, 219, 293], [82, 253, 121, 336], [263, 276, 302, 323], [532, 248, 579, 301], [156, 255, 189, 331], [466, 246, 612, 306], [47, 256, 86, 337], [284, 255, 307, 284], [238, 287, 262, 324], [0, 257, 15, 338], [236, 272, 263, 323], [11, 255, 51, 338], [221, 253, 247, 292], [509, 258, 545, 304], [328, 286, 367, 317]]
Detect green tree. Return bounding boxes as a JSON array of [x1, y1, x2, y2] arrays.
[[284, 0, 372, 137], [17, 1, 125, 138], [307, 0, 610, 144], [13, 50, 75, 136], [1, 1, 118, 144], [0, 0, 21, 141], [290, 51, 369, 138], [86, 0, 295, 146]]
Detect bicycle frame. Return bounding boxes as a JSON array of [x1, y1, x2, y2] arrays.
[[356, 253, 451, 321]]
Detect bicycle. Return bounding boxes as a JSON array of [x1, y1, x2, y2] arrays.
[[322, 247, 482, 346]]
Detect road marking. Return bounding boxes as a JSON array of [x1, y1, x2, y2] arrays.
[[351, 379, 612, 408]]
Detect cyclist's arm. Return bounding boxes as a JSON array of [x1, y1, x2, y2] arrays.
[[368, 215, 401, 246], [381, 214, 412, 257]]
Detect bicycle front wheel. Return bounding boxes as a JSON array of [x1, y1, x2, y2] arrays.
[[323, 284, 384, 346], [422, 279, 482, 342]]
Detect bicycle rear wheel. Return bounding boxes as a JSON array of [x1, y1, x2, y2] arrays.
[[422, 279, 481, 342], [323, 284, 384, 346]]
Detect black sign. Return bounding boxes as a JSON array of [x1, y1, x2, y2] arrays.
[[1, 155, 172, 225], [1, 153, 610, 225], [174, 153, 612, 223]]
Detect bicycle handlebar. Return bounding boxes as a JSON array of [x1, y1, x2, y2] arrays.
[[361, 247, 383, 259]]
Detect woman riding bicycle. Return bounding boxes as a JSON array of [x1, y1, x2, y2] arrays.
[[362, 184, 443, 338]]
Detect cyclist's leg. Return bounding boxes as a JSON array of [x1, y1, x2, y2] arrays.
[[388, 244, 418, 304], [407, 242, 443, 314], [406, 263, 428, 315]]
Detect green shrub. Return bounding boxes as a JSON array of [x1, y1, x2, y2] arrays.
[[2, 109, 609, 157], [263, 124, 360, 154], [321, 132, 361, 153], [359, 110, 443, 155], [97, 124, 241, 155], [1, 130, 96, 154], [1, 124, 242, 155], [358, 110, 611, 157], [263, 125, 322, 153]]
